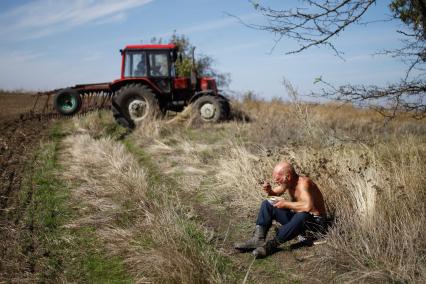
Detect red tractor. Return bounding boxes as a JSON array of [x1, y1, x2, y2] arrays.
[[50, 44, 230, 128]]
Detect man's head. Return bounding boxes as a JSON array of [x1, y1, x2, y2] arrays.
[[272, 162, 298, 189]]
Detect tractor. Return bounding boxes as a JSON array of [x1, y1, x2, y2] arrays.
[[47, 44, 230, 128]]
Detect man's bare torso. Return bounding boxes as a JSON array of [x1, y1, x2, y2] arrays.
[[288, 176, 326, 216]]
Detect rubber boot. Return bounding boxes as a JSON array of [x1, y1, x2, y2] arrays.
[[252, 238, 281, 258], [234, 225, 268, 251]]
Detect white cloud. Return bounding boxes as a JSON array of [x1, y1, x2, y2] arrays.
[[153, 13, 260, 39], [93, 12, 127, 25], [0, 0, 153, 41]]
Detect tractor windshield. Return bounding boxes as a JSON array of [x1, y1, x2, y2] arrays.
[[124, 51, 147, 78]]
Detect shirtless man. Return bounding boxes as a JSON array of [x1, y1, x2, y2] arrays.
[[234, 162, 326, 258]]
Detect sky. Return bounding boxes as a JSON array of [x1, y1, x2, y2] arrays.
[[0, 0, 412, 100]]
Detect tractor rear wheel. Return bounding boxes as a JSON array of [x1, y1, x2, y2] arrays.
[[112, 84, 160, 129], [193, 95, 229, 123], [54, 89, 82, 116]]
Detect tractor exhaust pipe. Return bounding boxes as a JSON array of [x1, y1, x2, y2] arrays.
[[190, 47, 197, 90]]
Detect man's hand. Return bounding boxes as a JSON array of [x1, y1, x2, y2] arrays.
[[262, 181, 272, 195], [273, 200, 287, 209]]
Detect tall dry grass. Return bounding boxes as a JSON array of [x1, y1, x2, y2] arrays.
[[213, 88, 426, 282], [237, 83, 426, 149], [68, 98, 426, 282], [61, 112, 232, 283]]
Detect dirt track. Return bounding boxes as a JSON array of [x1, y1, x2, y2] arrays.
[[0, 93, 53, 279], [0, 93, 51, 282], [0, 118, 52, 210], [0, 93, 51, 210]]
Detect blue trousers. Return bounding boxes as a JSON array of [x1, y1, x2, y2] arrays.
[[256, 200, 315, 243]]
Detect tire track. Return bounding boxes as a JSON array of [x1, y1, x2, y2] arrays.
[[0, 116, 52, 281]]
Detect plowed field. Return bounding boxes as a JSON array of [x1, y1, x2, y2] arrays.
[[0, 93, 53, 279], [0, 93, 50, 210]]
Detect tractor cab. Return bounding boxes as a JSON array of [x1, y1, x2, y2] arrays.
[[121, 44, 177, 94], [119, 44, 217, 98], [121, 44, 177, 78]]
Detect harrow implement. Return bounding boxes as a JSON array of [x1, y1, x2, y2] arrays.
[[25, 83, 114, 120]]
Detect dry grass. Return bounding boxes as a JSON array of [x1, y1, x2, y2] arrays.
[[64, 94, 426, 283], [214, 143, 274, 214], [61, 134, 149, 227], [210, 87, 426, 282], [238, 84, 426, 149], [60, 112, 231, 283], [112, 91, 425, 282]]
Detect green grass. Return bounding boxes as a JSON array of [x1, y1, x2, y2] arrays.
[[17, 121, 132, 283], [97, 111, 129, 139], [75, 110, 129, 140]]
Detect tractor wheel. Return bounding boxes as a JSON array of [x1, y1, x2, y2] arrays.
[[112, 84, 160, 129], [54, 89, 82, 116], [193, 95, 229, 123]]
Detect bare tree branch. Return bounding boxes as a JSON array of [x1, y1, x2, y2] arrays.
[[243, 0, 426, 119], [313, 78, 426, 119], [247, 0, 376, 56]]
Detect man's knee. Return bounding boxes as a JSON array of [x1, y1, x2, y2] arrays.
[[260, 199, 272, 208], [258, 199, 274, 213], [256, 200, 276, 227]]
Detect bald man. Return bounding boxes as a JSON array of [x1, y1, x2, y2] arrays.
[[234, 162, 327, 258]]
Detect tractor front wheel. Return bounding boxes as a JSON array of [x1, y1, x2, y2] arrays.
[[112, 84, 160, 129], [193, 95, 229, 123]]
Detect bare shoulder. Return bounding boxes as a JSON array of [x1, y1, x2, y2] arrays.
[[297, 176, 318, 192], [298, 176, 311, 187], [296, 177, 311, 192]]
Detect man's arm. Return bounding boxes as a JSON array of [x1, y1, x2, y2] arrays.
[[270, 185, 285, 196], [263, 182, 285, 196], [273, 184, 313, 212]]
